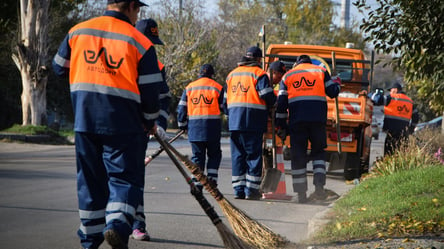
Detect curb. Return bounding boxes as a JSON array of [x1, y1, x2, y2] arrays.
[[0, 133, 52, 143]]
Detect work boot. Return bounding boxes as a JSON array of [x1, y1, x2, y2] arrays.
[[246, 192, 262, 201], [104, 229, 128, 249], [298, 192, 307, 203], [313, 186, 327, 200]]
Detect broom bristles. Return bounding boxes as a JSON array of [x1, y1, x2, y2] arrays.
[[220, 199, 288, 249], [215, 221, 254, 249], [166, 143, 289, 249]]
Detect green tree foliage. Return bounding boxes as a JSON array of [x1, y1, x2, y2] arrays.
[[354, 0, 444, 115], [285, 0, 334, 44], [0, 0, 21, 130], [47, 0, 88, 125], [139, 0, 220, 127]]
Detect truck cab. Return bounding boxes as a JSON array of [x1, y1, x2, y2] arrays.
[[264, 44, 374, 180]]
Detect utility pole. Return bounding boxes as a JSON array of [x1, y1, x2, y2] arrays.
[[340, 0, 350, 29], [179, 0, 183, 19]]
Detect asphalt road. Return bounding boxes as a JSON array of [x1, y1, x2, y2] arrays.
[[0, 135, 384, 249]]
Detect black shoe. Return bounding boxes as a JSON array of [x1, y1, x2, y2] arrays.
[[298, 192, 308, 203], [246, 192, 262, 200], [234, 193, 245, 199], [104, 229, 128, 249], [313, 186, 327, 200]]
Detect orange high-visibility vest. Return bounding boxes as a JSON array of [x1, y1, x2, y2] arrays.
[[68, 16, 153, 99], [186, 77, 223, 118], [384, 93, 413, 122], [226, 66, 267, 110], [158, 60, 164, 71], [284, 63, 327, 103]]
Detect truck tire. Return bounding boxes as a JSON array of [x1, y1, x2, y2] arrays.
[[344, 152, 361, 180], [343, 127, 366, 180]]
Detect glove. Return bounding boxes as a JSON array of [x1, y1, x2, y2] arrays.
[[179, 125, 187, 132], [277, 128, 288, 141], [331, 75, 342, 85], [370, 88, 384, 105], [156, 126, 167, 141]]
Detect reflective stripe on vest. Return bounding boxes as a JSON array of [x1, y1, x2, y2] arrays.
[[384, 93, 413, 122], [283, 64, 327, 104], [186, 77, 223, 120], [68, 16, 153, 103], [226, 66, 267, 110]]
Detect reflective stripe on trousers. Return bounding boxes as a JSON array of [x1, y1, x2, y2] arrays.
[[75, 132, 147, 248], [230, 131, 263, 195], [289, 122, 327, 193]]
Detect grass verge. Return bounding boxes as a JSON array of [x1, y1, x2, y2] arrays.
[[308, 130, 444, 244], [1, 124, 74, 145]]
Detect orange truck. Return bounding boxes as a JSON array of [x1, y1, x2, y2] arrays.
[[263, 43, 374, 180]]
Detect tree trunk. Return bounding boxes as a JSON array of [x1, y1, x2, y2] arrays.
[[12, 0, 50, 126]]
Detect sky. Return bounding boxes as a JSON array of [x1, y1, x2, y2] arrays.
[[200, 0, 379, 27]]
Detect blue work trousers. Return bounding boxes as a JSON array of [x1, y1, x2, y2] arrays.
[[75, 132, 147, 249], [190, 141, 222, 186], [230, 131, 263, 196], [289, 123, 327, 193]]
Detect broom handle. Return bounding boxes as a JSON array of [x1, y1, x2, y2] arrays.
[[331, 51, 342, 154], [157, 135, 225, 201], [153, 133, 222, 225], [145, 130, 185, 166]]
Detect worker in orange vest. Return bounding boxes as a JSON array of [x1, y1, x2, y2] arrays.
[[132, 17, 170, 241], [177, 64, 224, 192], [52, 0, 160, 248], [263, 61, 286, 170], [224, 46, 276, 200], [276, 55, 341, 203], [372, 83, 418, 155]]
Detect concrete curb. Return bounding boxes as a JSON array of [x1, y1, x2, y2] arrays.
[[0, 133, 52, 143]]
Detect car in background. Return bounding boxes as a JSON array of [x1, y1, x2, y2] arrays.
[[372, 118, 380, 140], [371, 106, 384, 140], [414, 116, 443, 133]]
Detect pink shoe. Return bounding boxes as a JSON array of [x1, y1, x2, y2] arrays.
[[131, 228, 151, 241]]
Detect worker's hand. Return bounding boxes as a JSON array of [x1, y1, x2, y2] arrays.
[[331, 75, 342, 85], [156, 126, 167, 141], [179, 125, 188, 132], [147, 124, 157, 140], [277, 128, 287, 141]]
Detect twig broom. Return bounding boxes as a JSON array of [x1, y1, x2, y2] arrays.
[[154, 133, 252, 249], [156, 135, 289, 249]]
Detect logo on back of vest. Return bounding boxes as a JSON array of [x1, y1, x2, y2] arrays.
[[192, 94, 214, 105], [231, 82, 250, 93], [292, 77, 315, 88], [397, 105, 410, 113], [84, 47, 124, 70]]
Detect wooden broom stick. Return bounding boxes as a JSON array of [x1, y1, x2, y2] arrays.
[[153, 133, 251, 249]]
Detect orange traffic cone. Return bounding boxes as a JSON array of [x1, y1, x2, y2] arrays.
[[262, 146, 292, 200]]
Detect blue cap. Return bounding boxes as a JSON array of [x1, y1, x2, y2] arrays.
[[199, 64, 215, 77], [388, 82, 402, 91], [246, 46, 262, 58], [269, 61, 286, 73], [136, 19, 164, 45], [297, 55, 312, 64], [107, 0, 148, 6]]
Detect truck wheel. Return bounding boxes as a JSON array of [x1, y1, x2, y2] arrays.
[[343, 152, 361, 180]]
